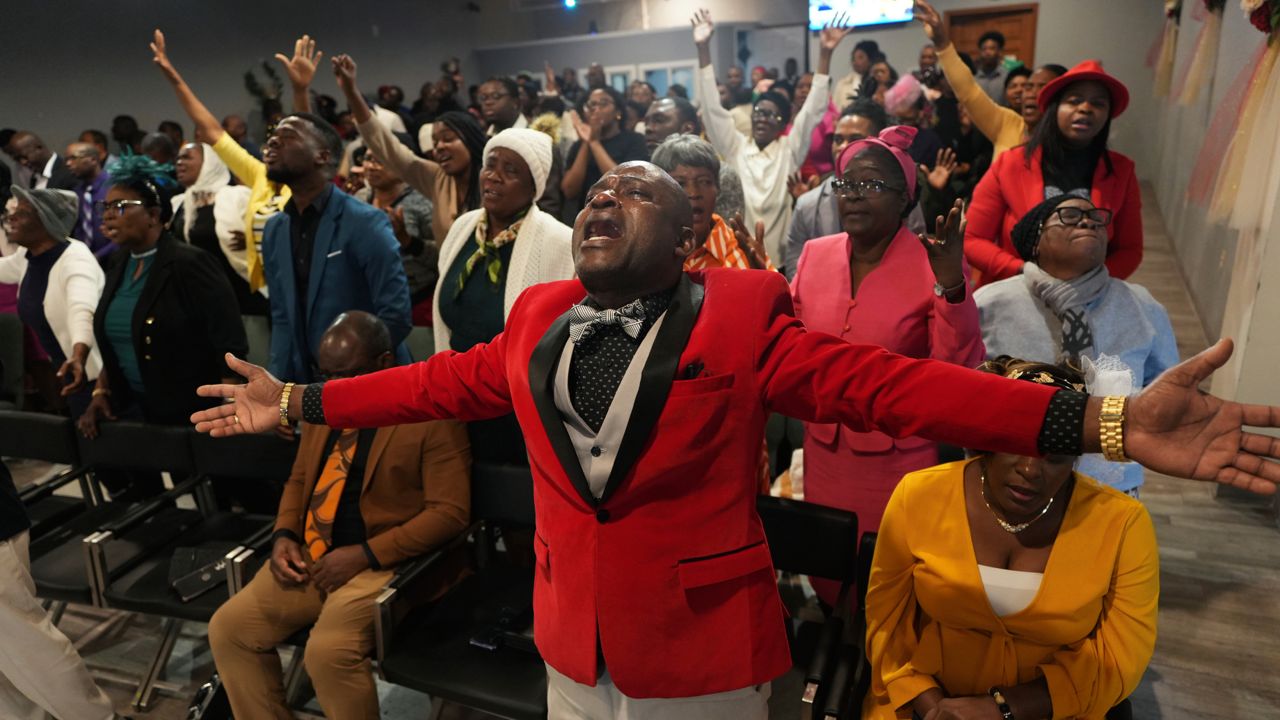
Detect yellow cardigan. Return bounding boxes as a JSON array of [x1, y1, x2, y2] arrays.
[[938, 44, 1028, 160], [211, 133, 292, 292], [865, 459, 1158, 720]]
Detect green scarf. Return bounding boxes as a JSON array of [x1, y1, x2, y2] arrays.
[[455, 209, 527, 298]]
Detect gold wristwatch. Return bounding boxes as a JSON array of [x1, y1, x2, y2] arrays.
[[1100, 395, 1128, 462]]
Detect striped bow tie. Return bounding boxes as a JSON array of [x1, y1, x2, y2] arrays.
[[568, 301, 647, 344]]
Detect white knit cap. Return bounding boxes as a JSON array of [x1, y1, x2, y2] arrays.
[[483, 128, 553, 201]]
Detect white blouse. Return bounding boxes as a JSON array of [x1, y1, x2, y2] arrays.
[[978, 564, 1044, 617]]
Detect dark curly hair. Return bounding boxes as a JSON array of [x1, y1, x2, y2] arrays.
[[106, 153, 179, 223]]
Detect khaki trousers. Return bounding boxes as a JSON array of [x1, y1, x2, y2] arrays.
[[0, 531, 115, 720], [547, 665, 771, 720], [208, 563, 393, 720]]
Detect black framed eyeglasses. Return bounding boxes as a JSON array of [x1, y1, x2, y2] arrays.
[[1045, 206, 1113, 228], [831, 178, 902, 199], [94, 199, 145, 216], [751, 107, 785, 123]]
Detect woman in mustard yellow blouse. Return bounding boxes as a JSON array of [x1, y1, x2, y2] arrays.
[[865, 358, 1158, 720]]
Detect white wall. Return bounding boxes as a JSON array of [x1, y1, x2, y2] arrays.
[[2, 0, 483, 151]]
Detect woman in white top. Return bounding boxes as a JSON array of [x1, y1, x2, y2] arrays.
[[434, 128, 575, 464], [0, 186, 104, 415]]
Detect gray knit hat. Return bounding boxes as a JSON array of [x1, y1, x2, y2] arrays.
[[10, 185, 79, 239]]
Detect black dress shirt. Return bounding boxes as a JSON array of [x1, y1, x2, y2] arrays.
[[284, 183, 335, 319]]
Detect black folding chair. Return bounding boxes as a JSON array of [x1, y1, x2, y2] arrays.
[[756, 495, 862, 720], [376, 462, 546, 720], [84, 431, 295, 710], [0, 410, 97, 542]]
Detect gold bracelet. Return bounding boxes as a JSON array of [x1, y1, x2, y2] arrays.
[[91, 388, 110, 398], [1099, 395, 1128, 462], [279, 383, 295, 428]]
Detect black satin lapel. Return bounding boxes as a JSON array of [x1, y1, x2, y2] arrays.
[[527, 309, 598, 508], [599, 275, 705, 504]]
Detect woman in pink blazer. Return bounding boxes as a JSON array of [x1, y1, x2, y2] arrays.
[[791, 126, 984, 605]]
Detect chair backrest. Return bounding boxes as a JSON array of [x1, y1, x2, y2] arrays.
[[191, 432, 300, 482], [0, 410, 80, 465], [77, 421, 195, 474], [471, 463, 535, 526], [0, 313, 25, 408], [757, 495, 859, 583], [405, 326, 435, 362]]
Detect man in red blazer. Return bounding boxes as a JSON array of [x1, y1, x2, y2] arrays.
[[193, 162, 1279, 718]]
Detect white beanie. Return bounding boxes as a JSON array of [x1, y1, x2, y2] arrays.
[[483, 128, 553, 201]]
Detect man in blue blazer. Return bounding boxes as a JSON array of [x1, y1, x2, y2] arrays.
[[261, 113, 412, 381]]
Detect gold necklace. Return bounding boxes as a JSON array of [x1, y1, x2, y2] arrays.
[[979, 464, 1055, 534]]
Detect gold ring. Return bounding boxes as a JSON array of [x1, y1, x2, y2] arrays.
[[234, 415, 240, 424]]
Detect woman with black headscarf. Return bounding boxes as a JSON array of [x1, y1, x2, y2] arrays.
[[975, 193, 1177, 496], [333, 54, 487, 243]]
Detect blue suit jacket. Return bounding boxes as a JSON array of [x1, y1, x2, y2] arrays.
[[263, 187, 412, 381]]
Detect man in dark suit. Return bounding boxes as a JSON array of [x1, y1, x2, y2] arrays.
[[208, 311, 469, 720], [7, 131, 78, 190], [195, 162, 1280, 718], [260, 112, 412, 382]]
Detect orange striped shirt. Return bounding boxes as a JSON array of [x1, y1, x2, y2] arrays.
[[684, 214, 778, 272]]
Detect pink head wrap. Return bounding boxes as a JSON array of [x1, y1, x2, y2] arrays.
[[836, 125, 919, 197]]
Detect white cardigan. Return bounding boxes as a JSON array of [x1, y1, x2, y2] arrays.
[[0, 239, 105, 378], [433, 204, 575, 352]]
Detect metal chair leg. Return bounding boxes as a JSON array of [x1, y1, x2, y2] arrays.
[[47, 600, 66, 626], [282, 647, 309, 708], [131, 617, 180, 711]]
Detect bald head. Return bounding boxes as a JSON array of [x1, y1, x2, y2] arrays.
[[10, 132, 51, 171], [65, 142, 103, 181], [572, 161, 695, 308], [316, 311, 394, 379]]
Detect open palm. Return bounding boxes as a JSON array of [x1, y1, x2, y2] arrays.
[[190, 354, 286, 437], [1127, 340, 1280, 494]]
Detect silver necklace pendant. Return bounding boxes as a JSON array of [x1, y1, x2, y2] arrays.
[[980, 465, 1054, 534]]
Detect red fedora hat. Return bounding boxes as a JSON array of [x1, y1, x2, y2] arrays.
[[1037, 59, 1130, 119]]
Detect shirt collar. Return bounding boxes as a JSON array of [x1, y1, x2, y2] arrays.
[[285, 182, 335, 218], [41, 154, 57, 178]]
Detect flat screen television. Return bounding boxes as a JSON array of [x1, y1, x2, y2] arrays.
[[808, 0, 915, 31]]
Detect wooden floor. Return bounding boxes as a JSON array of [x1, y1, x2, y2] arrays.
[[1121, 185, 1280, 719], [13, 184, 1280, 719]]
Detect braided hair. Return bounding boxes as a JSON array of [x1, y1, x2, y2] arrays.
[[435, 111, 487, 212], [106, 153, 179, 223], [1009, 194, 1081, 262]]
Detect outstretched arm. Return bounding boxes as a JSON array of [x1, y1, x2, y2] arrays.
[[150, 29, 223, 144]]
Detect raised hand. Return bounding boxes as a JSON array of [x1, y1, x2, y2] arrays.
[[914, 0, 950, 49], [691, 8, 715, 45], [925, 147, 958, 190], [819, 12, 855, 51], [729, 213, 771, 270], [331, 54, 358, 93], [276, 34, 323, 89], [544, 60, 560, 94], [1125, 339, 1280, 494], [190, 354, 287, 437], [150, 29, 179, 80], [919, 199, 966, 290]]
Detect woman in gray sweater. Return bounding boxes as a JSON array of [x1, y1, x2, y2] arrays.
[[974, 194, 1178, 496]]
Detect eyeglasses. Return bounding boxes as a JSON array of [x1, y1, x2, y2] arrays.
[[584, 99, 615, 111], [1044, 206, 1113, 228], [477, 92, 511, 103], [831, 178, 902, 199], [94, 199, 146, 216], [751, 108, 785, 123]]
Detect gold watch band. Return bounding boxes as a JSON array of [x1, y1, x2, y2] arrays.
[[279, 383, 295, 427], [1100, 395, 1128, 462]]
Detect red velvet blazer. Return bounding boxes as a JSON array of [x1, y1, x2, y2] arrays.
[[963, 146, 1143, 287], [321, 269, 1056, 699]]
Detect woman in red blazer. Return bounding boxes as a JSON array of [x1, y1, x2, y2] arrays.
[[964, 60, 1142, 287]]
